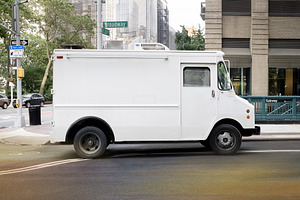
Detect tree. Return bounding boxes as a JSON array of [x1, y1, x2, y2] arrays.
[[175, 26, 205, 51], [21, 33, 50, 98], [0, 0, 14, 94], [33, 0, 96, 95]]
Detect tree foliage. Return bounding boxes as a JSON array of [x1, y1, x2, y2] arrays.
[[21, 34, 50, 98], [0, 0, 96, 100], [34, 0, 96, 96], [0, 0, 33, 94], [175, 26, 205, 51]]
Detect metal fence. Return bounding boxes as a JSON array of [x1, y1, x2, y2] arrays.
[[242, 96, 300, 121]]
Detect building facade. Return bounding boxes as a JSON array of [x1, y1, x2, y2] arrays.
[[116, 0, 139, 39], [157, 0, 169, 47], [68, 0, 172, 49], [203, 0, 300, 96]]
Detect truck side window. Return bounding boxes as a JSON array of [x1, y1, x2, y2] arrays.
[[183, 67, 210, 87], [218, 62, 231, 90]]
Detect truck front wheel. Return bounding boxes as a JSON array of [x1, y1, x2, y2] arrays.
[[209, 124, 241, 155], [74, 126, 108, 159]]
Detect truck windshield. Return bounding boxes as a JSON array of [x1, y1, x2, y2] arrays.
[[218, 62, 231, 90]]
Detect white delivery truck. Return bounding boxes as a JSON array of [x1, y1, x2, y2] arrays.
[[51, 48, 260, 158]]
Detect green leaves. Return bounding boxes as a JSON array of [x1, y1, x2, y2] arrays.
[[37, 0, 95, 46], [175, 26, 205, 51], [0, 0, 96, 98]]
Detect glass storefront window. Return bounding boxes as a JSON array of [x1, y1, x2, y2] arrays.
[[269, 68, 300, 96], [230, 68, 251, 96]]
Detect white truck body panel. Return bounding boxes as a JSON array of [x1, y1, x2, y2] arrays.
[[51, 50, 256, 143]]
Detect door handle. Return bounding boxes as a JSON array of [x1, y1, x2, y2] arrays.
[[212, 90, 216, 98]]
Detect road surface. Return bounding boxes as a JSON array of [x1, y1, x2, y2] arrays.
[[0, 141, 299, 200]]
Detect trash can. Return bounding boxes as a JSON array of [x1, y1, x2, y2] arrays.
[[29, 105, 41, 125]]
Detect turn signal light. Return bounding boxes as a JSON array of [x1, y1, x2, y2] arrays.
[[247, 115, 250, 119], [246, 109, 250, 113]]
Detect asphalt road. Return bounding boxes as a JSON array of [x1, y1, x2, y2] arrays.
[[0, 105, 52, 129], [0, 141, 300, 200]]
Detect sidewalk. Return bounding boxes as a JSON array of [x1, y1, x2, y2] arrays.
[[1, 123, 300, 146], [0, 123, 51, 146], [244, 124, 300, 141]]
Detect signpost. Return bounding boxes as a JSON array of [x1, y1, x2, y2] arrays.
[[103, 21, 128, 28]]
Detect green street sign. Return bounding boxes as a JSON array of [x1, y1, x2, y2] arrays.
[[103, 21, 128, 28], [102, 28, 110, 36]]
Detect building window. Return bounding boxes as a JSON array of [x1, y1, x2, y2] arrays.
[[230, 68, 251, 96], [269, 39, 300, 49], [222, 38, 250, 48], [269, 68, 300, 96], [269, 0, 300, 17], [183, 67, 210, 87], [222, 0, 251, 16]]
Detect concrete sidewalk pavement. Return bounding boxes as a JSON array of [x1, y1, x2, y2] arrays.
[[0, 123, 51, 146], [245, 124, 300, 141], [1, 123, 300, 146]]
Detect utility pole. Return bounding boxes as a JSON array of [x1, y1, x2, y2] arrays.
[[97, 0, 102, 49], [14, 0, 25, 127], [146, 0, 148, 43]]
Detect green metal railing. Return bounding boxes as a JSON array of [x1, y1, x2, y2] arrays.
[[242, 96, 300, 121]]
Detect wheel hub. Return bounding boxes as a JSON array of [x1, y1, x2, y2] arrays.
[[80, 133, 100, 153], [86, 138, 96, 147], [217, 132, 234, 147]]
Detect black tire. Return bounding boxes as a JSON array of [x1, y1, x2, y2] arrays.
[[74, 126, 108, 159], [209, 124, 242, 155], [2, 103, 8, 109]]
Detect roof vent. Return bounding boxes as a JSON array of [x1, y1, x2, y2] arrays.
[[134, 43, 170, 51]]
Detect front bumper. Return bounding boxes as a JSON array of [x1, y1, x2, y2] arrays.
[[243, 126, 261, 137]]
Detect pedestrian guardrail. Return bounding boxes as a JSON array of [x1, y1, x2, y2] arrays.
[[242, 96, 300, 121]]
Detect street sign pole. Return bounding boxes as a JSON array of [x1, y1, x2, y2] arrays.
[[97, 0, 102, 49], [14, 0, 25, 128]]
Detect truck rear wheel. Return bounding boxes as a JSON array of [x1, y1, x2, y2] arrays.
[[209, 124, 241, 155], [74, 126, 107, 159]]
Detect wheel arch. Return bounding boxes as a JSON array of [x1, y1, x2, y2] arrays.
[[211, 118, 245, 136], [66, 116, 115, 144]]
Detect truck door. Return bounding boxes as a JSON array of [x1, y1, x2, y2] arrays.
[[181, 64, 217, 140]]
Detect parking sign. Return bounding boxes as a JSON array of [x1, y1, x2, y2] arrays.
[[9, 45, 24, 58]]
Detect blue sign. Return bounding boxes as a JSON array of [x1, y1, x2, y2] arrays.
[[9, 45, 24, 50], [9, 45, 24, 58]]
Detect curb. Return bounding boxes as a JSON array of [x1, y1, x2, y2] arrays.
[[243, 135, 300, 141]]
